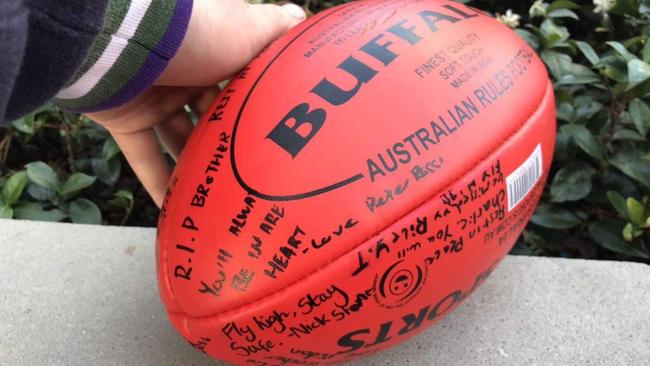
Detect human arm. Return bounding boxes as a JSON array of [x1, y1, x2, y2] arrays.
[[1, 0, 306, 207]]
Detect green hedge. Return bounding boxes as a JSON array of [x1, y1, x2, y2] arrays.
[[0, 0, 648, 263]]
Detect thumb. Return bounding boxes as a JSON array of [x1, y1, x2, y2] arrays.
[[157, 1, 307, 86], [243, 2, 307, 53]]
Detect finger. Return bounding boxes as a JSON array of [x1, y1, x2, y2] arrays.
[[242, 3, 307, 54], [87, 86, 204, 134], [110, 129, 171, 208], [190, 86, 222, 116], [154, 109, 194, 161], [155, 86, 222, 160], [157, 1, 306, 86]]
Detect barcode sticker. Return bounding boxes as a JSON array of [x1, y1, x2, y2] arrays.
[[507, 144, 543, 211]]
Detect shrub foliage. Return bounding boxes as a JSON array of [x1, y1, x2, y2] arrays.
[[0, 0, 648, 263]]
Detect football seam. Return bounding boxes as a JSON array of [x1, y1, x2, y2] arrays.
[[165, 79, 553, 321]]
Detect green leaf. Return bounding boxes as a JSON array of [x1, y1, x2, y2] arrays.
[[547, 9, 578, 19], [531, 204, 581, 229], [610, 0, 639, 15], [115, 190, 133, 200], [11, 114, 35, 134], [574, 97, 602, 121], [629, 78, 650, 97], [556, 62, 601, 85], [109, 189, 134, 209], [541, 50, 572, 80], [515, 29, 540, 50], [554, 131, 578, 161], [627, 59, 650, 90], [588, 221, 649, 259], [602, 169, 639, 198], [575, 41, 600, 66], [92, 157, 121, 186], [623, 36, 646, 50], [547, 0, 580, 13], [61, 173, 96, 197], [612, 129, 646, 141], [607, 191, 628, 219], [520, 230, 548, 255], [550, 162, 597, 202], [556, 102, 575, 122], [603, 63, 629, 83], [1, 171, 27, 206], [560, 124, 605, 160], [25, 162, 61, 192], [109, 190, 134, 225], [622, 222, 634, 241], [628, 99, 650, 136], [609, 150, 650, 187], [540, 19, 569, 46], [69, 198, 102, 225], [14, 202, 67, 222], [626, 197, 646, 226], [101, 138, 121, 161], [643, 38, 650, 62], [0, 205, 13, 219], [26, 184, 55, 202], [607, 41, 637, 62]]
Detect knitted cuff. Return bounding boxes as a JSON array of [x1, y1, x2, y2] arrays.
[[54, 0, 193, 113]]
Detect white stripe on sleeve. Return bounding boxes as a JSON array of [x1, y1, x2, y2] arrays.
[[56, 0, 153, 100]]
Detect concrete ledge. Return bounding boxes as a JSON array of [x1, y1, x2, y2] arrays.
[[1, 219, 648, 365]]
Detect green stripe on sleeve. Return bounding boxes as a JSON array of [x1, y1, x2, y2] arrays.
[[65, 0, 133, 87], [56, 1, 176, 110]]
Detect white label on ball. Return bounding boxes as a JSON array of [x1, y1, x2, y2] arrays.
[[507, 144, 543, 212]]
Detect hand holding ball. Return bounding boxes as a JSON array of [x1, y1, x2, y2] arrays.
[[157, 1, 555, 364]]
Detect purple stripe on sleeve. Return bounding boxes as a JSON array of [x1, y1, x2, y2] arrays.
[[74, 0, 193, 113]]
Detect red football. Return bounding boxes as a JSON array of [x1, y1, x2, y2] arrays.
[[156, 0, 556, 364]]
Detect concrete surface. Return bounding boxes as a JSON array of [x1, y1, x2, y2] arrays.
[[0, 219, 648, 366]]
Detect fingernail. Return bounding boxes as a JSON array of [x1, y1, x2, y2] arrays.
[[282, 3, 306, 20]]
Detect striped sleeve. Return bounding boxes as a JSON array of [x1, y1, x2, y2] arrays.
[[54, 0, 193, 113]]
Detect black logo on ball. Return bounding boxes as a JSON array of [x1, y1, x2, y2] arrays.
[[374, 260, 426, 309]]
